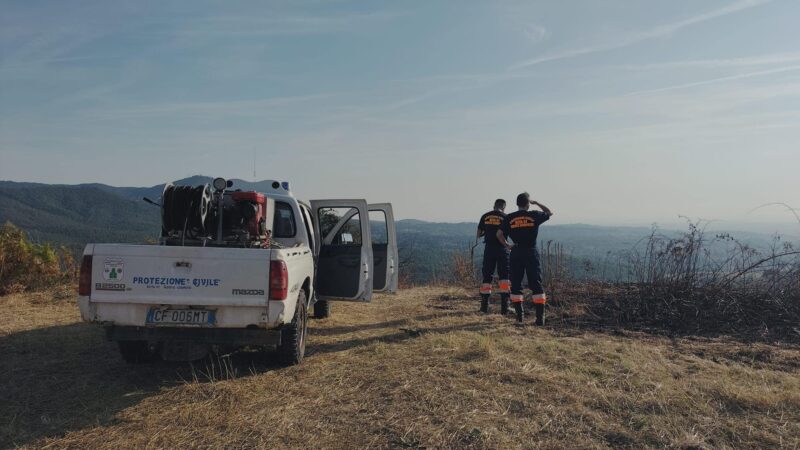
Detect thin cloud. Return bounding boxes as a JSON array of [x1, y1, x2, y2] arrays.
[[510, 0, 772, 70], [623, 64, 800, 96], [157, 11, 400, 38], [617, 53, 800, 71], [78, 92, 344, 121]]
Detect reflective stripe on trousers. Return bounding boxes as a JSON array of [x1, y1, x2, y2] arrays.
[[498, 279, 511, 293]]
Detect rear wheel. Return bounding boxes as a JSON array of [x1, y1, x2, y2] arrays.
[[117, 341, 159, 364], [277, 290, 308, 365], [313, 299, 330, 319]]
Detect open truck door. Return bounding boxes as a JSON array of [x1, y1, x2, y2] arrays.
[[369, 203, 398, 293], [310, 200, 373, 302]]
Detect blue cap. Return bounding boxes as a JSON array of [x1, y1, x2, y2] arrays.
[[281, 181, 290, 190]]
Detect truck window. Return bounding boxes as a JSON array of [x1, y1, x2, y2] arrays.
[[318, 207, 362, 245], [274, 202, 297, 238], [369, 210, 388, 245], [300, 205, 314, 249]]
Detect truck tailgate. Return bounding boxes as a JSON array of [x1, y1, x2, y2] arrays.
[[90, 244, 271, 307]]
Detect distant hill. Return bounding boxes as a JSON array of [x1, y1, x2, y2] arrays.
[[0, 183, 160, 249], [2, 177, 795, 283]]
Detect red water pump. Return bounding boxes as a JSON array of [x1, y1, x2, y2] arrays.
[[230, 191, 271, 243]]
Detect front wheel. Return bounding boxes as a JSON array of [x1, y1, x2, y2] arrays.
[[277, 290, 308, 365]]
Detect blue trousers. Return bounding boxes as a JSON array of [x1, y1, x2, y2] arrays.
[[482, 245, 509, 283], [510, 247, 543, 295]]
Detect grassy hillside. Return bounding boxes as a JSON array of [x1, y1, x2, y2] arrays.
[[0, 184, 160, 249], [2, 287, 798, 448]]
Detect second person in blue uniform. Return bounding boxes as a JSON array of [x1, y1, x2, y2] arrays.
[[497, 192, 553, 324], [476, 199, 510, 314]]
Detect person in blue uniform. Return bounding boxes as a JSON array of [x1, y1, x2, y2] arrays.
[[497, 192, 553, 324], [476, 199, 510, 314]]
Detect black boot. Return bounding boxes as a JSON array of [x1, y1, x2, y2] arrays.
[[534, 304, 545, 326], [513, 303, 524, 323], [480, 295, 489, 313], [500, 295, 509, 315]]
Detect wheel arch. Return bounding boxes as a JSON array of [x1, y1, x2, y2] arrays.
[[302, 277, 312, 307]]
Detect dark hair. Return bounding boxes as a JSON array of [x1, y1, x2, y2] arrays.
[[516, 192, 530, 207], [494, 199, 506, 209]]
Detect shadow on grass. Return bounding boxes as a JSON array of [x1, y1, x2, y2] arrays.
[[0, 323, 282, 448], [309, 321, 497, 355], [311, 311, 467, 336]]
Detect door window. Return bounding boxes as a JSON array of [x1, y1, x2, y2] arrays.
[[369, 210, 388, 245], [318, 207, 362, 245]]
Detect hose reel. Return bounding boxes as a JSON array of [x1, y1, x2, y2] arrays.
[[161, 183, 213, 237]]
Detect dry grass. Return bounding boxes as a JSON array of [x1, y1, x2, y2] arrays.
[[1, 287, 799, 449]]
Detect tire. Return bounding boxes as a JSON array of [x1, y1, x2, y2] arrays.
[[118, 340, 159, 364], [313, 299, 331, 319], [277, 290, 308, 365]]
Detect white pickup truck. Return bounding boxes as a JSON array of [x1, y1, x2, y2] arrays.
[[77, 178, 398, 365]]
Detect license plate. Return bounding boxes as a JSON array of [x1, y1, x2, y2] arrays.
[[146, 307, 215, 326]]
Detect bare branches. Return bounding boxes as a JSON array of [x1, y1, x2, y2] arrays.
[[747, 202, 800, 226], [607, 219, 800, 335]]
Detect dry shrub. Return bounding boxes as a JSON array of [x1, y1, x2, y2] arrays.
[[0, 222, 76, 296], [448, 223, 800, 340], [449, 246, 478, 288], [603, 220, 800, 336]]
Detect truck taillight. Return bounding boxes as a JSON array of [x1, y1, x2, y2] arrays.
[[78, 255, 93, 296], [269, 260, 288, 300]]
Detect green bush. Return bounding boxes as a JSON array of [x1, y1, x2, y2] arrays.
[[0, 221, 75, 295]]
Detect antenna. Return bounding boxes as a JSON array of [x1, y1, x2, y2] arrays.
[[253, 148, 256, 180]]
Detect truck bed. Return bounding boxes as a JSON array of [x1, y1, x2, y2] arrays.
[[79, 243, 313, 330], [88, 244, 273, 307]]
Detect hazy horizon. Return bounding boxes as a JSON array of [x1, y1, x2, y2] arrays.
[[2, 175, 798, 236], [2, 0, 799, 226]]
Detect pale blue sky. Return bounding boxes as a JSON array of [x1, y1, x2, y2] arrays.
[[1, 0, 799, 225]]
